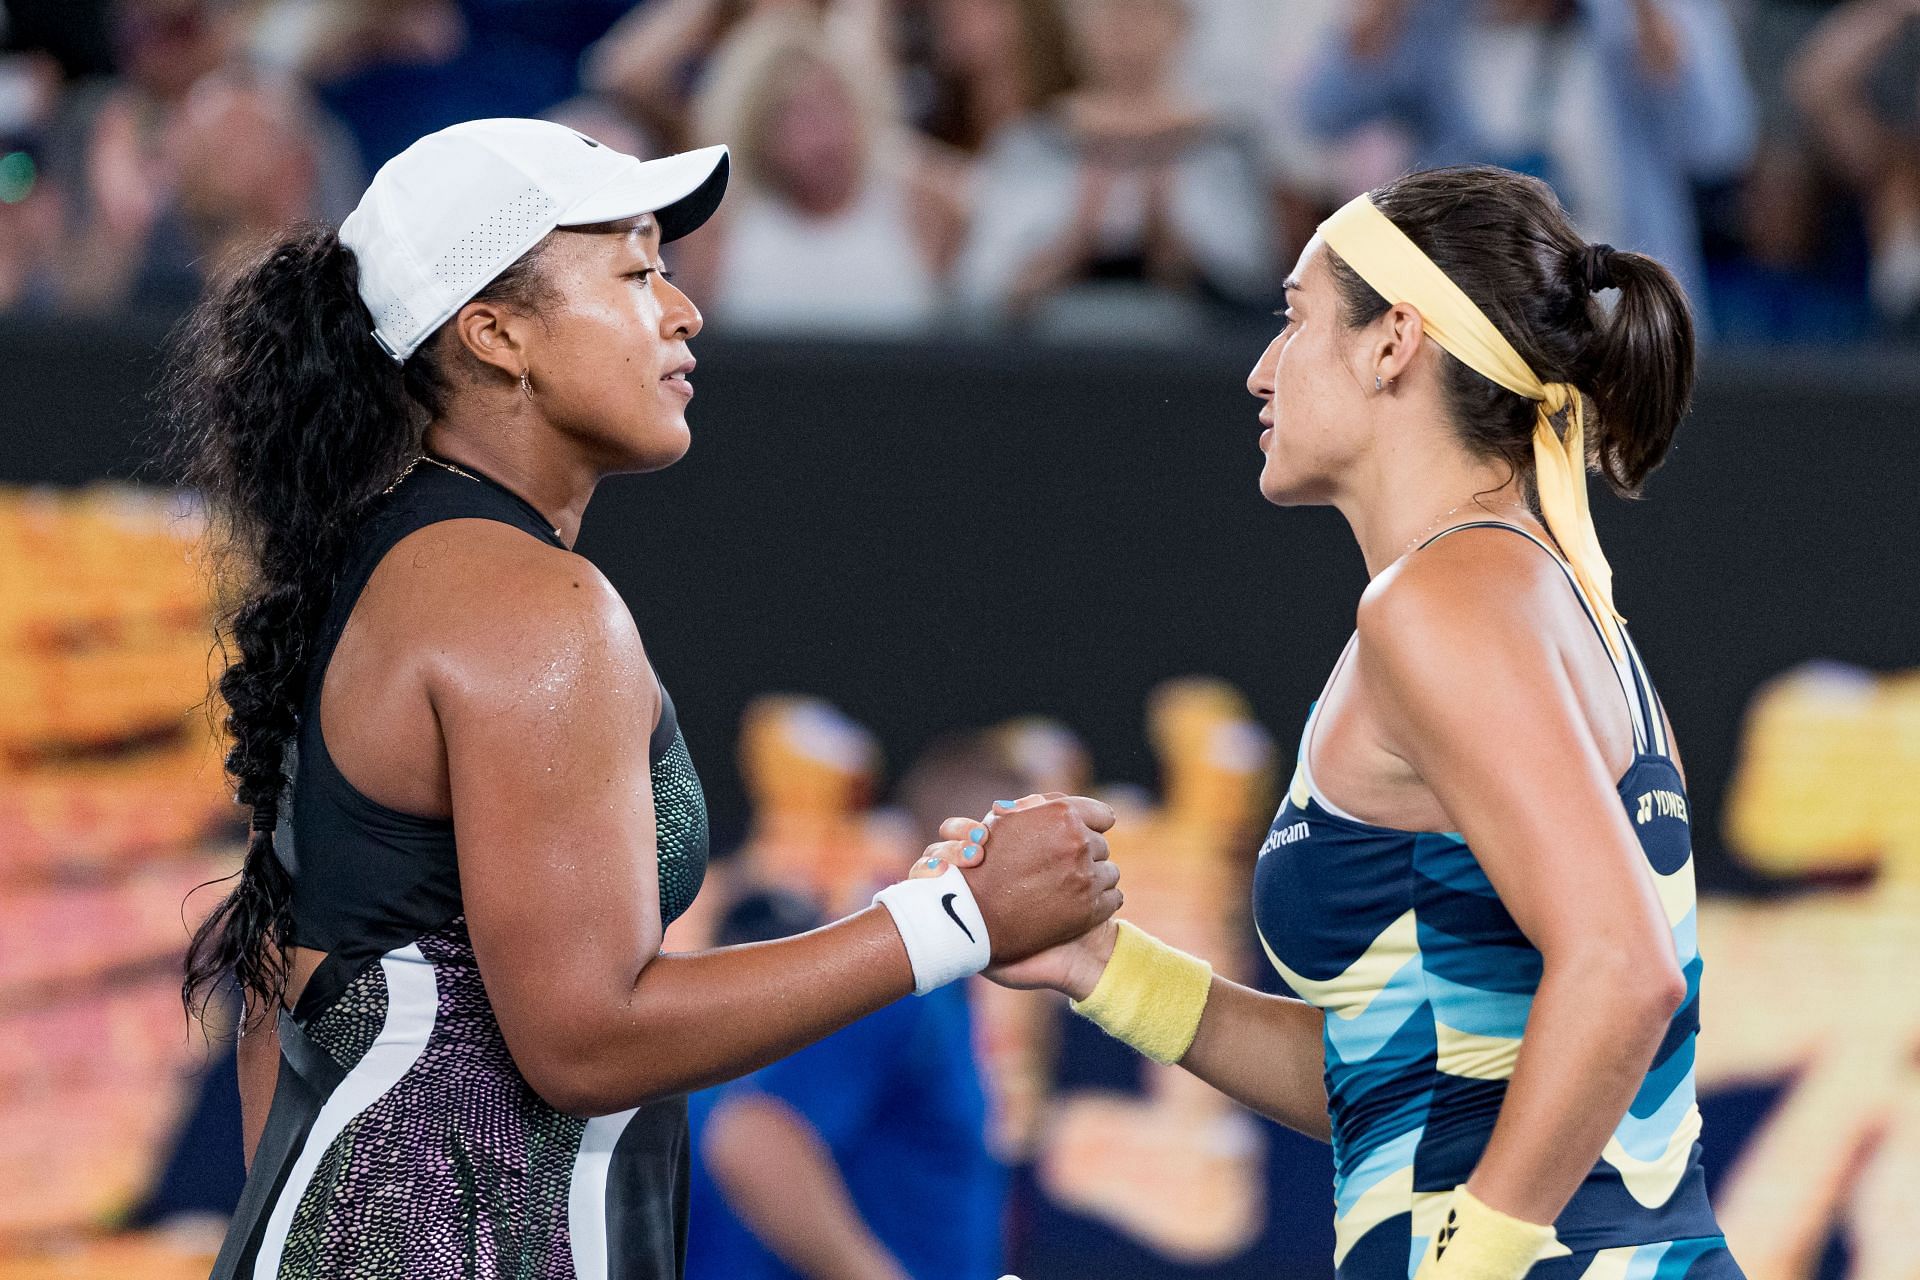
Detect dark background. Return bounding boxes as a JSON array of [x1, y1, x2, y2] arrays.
[[5, 319, 1916, 892]]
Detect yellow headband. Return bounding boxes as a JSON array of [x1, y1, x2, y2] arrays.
[[1318, 194, 1623, 658]]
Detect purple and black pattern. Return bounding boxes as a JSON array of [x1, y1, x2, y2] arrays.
[[278, 919, 587, 1279]]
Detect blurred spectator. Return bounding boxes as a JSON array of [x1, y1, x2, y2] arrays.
[[1705, 138, 1874, 344], [586, 0, 852, 150], [1166, 0, 1359, 265], [0, 49, 64, 311], [1790, 0, 1920, 333], [687, 881, 1006, 1280], [251, 0, 631, 170], [911, 0, 1077, 156], [54, 57, 358, 313], [953, 0, 1274, 328], [686, 10, 962, 334], [172, 75, 343, 280], [41, 0, 247, 299], [1301, 0, 1756, 325]]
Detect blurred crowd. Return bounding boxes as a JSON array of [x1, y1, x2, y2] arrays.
[[0, 0, 1915, 344]]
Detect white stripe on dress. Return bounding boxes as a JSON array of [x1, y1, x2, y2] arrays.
[[1621, 628, 1667, 757], [252, 944, 439, 1280], [567, 1109, 640, 1279]]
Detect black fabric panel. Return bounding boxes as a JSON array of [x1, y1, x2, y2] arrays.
[[606, 1095, 692, 1280], [207, 1012, 346, 1280], [286, 463, 556, 966], [650, 684, 680, 762]]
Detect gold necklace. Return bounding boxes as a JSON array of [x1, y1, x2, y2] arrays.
[[384, 454, 564, 540], [418, 453, 480, 483], [1403, 498, 1535, 554]]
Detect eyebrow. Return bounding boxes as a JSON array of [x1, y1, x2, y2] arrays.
[[1281, 277, 1302, 295]]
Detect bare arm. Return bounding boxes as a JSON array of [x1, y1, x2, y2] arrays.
[[983, 902, 1330, 1139], [703, 1096, 907, 1280], [1359, 542, 1686, 1225], [1788, 0, 1916, 190], [235, 1002, 280, 1170], [1179, 977, 1332, 1140], [583, 0, 727, 129], [432, 531, 1115, 1116], [439, 544, 914, 1114]]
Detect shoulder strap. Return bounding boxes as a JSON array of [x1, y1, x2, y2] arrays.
[[1418, 520, 1658, 757], [305, 463, 566, 700]]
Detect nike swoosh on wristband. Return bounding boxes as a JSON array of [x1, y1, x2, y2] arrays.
[[941, 893, 975, 943]]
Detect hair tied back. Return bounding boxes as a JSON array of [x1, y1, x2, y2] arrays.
[[1578, 243, 1617, 294]]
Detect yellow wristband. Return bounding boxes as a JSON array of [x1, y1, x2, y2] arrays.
[[1067, 920, 1212, 1065], [1414, 1186, 1559, 1280]]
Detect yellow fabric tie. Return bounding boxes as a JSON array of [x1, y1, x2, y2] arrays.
[[1069, 920, 1213, 1065], [1318, 195, 1624, 659]]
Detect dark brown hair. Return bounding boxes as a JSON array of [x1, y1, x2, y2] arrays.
[[1328, 166, 1695, 497], [165, 225, 548, 1026]]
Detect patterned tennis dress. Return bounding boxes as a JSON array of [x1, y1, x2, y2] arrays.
[[1252, 522, 1740, 1280], [210, 459, 710, 1280]]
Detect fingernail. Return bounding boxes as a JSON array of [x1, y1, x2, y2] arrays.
[[924, 856, 942, 870], [969, 827, 987, 843], [962, 844, 980, 862], [994, 800, 1016, 810]]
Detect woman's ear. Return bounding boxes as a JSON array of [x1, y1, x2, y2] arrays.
[[1372, 302, 1426, 389], [452, 298, 530, 382]]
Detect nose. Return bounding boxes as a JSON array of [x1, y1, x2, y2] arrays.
[[1247, 334, 1281, 401], [660, 274, 702, 341]]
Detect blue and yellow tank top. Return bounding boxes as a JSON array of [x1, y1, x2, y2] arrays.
[[1252, 522, 1717, 1279]]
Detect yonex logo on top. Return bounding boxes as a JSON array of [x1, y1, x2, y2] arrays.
[[1635, 789, 1688, 825]]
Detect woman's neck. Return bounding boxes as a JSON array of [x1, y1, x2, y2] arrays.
[[1335, 439, 1531, 579], [422, 419, 596, 550]]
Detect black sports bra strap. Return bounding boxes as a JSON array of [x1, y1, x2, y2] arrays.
[[308, 463, 568, 693]]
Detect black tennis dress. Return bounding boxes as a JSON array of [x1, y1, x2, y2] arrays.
[[210, 457, 711, 1280]]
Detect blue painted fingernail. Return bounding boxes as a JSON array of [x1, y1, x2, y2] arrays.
[[969, 827, 987, 843], [962, 844, 980, 862], [994, 800, 1016, 810], [925, 856, 942, 870]]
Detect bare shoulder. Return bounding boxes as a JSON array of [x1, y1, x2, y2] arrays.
[[376, 519, 651, 713], [1357, 526, 1567, 666]]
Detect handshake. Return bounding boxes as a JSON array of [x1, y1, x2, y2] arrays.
[[871, 793, 1124, 1003]]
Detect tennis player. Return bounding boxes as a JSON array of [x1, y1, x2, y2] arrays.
[[169, 119, 1121, 1280], [933, 165, 1735, 1280]]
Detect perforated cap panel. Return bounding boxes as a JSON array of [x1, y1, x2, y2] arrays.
[[341, 119, 728, 361], [365, 185, 557, 360]]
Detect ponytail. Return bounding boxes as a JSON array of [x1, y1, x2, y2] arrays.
[[166, 225, 425, 1025], [1328, 167, 1698, 502], [1579, 247, 1696, 496]]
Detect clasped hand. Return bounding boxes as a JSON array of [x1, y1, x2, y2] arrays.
[[906, 793, 1123, 1000]]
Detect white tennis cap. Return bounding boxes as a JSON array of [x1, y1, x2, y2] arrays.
[[339, 118, 730, 361]]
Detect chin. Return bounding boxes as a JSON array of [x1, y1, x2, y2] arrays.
[[601, 417, 691, 475], [1257, 456, 1322, 508], [638, 426, 692, 473]]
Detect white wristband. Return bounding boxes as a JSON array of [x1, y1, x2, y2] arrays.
[[872, 863, 992, 996]]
